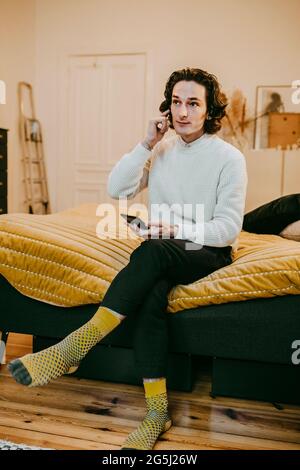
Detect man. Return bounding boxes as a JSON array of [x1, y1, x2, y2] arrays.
[[8, 68, 248, 451]]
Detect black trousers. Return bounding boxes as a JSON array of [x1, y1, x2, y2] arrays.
[[101, 238, 233, 379]]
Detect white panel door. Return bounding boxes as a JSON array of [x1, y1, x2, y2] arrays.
[[282, 150, 300, 196], [57, 53, 147, 212]]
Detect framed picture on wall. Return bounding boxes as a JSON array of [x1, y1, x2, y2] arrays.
[[253, 85, 300, 149]]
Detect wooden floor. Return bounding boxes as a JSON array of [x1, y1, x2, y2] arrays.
[[1, 333, 300, 450]]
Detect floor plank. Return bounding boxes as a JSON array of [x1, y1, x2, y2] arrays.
[[1, 333, 300, 450]]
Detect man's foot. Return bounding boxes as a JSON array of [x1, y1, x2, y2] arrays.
[[7, 307, 122, 387], [121, 411, 172, 450], [7, 345, 79, 387]]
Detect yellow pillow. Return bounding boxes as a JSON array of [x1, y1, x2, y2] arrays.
[[0, 204, 141, 306], [167, 230, 300, 312]]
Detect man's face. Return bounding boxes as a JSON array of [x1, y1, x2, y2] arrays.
[[170, 80, 208, 143]]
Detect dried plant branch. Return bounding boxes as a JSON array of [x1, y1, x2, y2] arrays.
[[220, 88, 255, 150]]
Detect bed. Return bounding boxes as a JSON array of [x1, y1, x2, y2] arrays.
[[1, 200, 300, 405]]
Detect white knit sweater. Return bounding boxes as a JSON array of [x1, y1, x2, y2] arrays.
[[107, 132, 248, 247]]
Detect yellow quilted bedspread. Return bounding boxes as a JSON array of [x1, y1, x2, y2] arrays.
[[0, 203, 299, 313]]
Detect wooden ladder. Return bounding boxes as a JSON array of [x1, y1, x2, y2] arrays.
[[18, 82, 51, 214]]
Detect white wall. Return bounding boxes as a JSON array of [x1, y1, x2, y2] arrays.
[[0, 0, 36, 212], [34, 0, 300, 212], [2, 0, 300, 212]]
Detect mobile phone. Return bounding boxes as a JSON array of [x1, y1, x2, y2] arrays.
[[121, 213, 149, 230]]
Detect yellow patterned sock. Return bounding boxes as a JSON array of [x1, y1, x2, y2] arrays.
[[8, 306, 123, 387], [121, 377, 172, 450]]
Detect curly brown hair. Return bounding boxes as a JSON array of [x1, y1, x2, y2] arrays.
[[159, 67, 228, 134]]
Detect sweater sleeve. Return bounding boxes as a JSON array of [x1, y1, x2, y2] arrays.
[[107, 142, 152, 199], [174, 155, 248, 247]]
